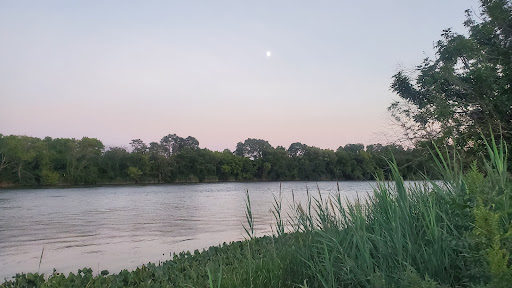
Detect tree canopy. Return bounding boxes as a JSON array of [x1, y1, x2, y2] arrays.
[[0, 133, 435, 186], [390, 0, 512, 150]]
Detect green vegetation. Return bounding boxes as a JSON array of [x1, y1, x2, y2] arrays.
[[0, 134, 434, 187], [2, 136, 511, 287], [390, 0, 512, 153], [1, 0, 511, 286]]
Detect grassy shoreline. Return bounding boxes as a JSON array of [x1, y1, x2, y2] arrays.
[[2, 139, 511, 287]]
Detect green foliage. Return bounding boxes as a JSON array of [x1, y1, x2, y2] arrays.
[[399, 268, 447, 288], [234, 138, 272, 159], [1, 235, 309, 288], [390, 0, 512, 154], [126, 167, 142, 183], [3, 2, 511, 286], [41, 169, 59, 186], [271, 185, 285, 236], [243, 190, 255, 240], [2, 135, 512, 287], [467, 135, 512, 287], [0, 133, 435, 186], [285, 167, 464, 287]]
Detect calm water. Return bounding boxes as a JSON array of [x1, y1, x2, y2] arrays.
[[0, 181, 377, 280]]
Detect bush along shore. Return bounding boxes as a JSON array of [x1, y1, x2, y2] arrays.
[[2, 136, 512, 287]]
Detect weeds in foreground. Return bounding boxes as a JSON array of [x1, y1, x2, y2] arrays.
[[242, 190, 255, 240], [2, 136, 511, 287]]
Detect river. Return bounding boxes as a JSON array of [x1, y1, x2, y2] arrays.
[[0, 181, 378, 280]]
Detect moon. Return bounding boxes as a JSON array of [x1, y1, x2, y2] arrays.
[[266, 51, 271, 57]]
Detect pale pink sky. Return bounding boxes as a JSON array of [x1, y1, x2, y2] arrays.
[[0, 1, 479, 151]]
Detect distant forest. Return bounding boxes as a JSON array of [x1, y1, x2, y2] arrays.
[[0, 133, 437, 186]]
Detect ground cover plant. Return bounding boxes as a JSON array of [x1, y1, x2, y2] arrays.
[[1, 136, 511, 287]]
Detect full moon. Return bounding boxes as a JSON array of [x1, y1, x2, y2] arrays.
[[266, 51, 271, 57]]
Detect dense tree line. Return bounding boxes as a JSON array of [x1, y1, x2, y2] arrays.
[[0, 133, 436, 186]]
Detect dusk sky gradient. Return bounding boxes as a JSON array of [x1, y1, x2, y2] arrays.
[[1, 1, 480, 151]]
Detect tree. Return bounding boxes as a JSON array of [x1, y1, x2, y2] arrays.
[[263, 146, 297, 180], [128, 140, 150, 180], [100, 147, 130, 180], [288, 142, 307, 157], [390, 0, 512, 149], [234, 138, 272, 159], [130, 139, 148, 154], [127, 167, 143, 183], [66, 137, 104, 184], [343, 143, 365, 154], [0, 134, 11, 174], [160, 134, 199, 157], [0, 135, 40, 184], [160, 134, 181, 157], [0, 133, 438, 185], [148, 141, 170, 183], [184, 136, 199, 150]]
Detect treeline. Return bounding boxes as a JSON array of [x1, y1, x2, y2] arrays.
[[0, 133, 435, 186]]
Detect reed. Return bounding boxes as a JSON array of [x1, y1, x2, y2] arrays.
[[2, 136, 511, 287], [37, 247, 44, 273], [242, 190, 255, 240]]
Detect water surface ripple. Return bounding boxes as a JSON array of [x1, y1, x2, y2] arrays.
[[0, 181, 376, 280]]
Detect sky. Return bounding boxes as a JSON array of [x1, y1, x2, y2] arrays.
[[0, 1, 480, 151]]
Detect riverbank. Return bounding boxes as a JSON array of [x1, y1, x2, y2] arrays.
[[1, 234, 308, 287], [0, 178, 393, 190], [2, 142, 511, 287], [0, 181, 374, 280]]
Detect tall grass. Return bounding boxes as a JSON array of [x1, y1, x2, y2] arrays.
[[279, 168, 464, 287], [264, 135, 511, 287], [2, 136, 511, 287], [243, 190, 255, 240]]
